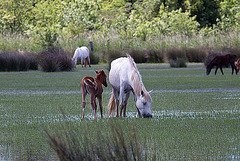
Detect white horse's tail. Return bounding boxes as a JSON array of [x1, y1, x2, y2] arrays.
[[107, 93, 116, 117]]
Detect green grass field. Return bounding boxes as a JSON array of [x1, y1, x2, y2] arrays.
[[0, 63, 239, 160]]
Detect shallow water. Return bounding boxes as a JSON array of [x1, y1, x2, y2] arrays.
[[1, 87, 240, 95]]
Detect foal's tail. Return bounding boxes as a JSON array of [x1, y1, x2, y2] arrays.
[[107, 93, 117, 117]]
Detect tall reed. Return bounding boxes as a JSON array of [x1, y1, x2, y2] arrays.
[[45, 116, 148, 161]]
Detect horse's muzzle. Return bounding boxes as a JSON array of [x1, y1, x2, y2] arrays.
[[142, 113, 152, 118]]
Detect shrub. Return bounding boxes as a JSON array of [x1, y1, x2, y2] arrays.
[[106, 49, 124, 63], [26, 54, 38, 70], [144, 49, 164, 63], [167, 48, 187, 68], [45, 118, 148, 161], [223, 47, 240, 58], [167, 48, 186, 61], [128, 49, 147, 63], [104, 49, 124, 71], [89, 52, 100, 65], [185, 47, 208, 62], [0, 52, 38, 72], [38, 47, 73, 72], [169, 58, 187, 68]]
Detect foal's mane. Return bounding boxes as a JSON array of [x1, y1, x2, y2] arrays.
[[127, 55, 151, 101]]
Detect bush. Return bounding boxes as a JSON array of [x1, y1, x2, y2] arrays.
[[38, 47, 73, 72], [128, 49, 147, 63], [223, 47, 240, 58], [185, 47, 208, 62], [45, 118, 148, 161], [103, 49, 124, 71], [89, 51, 100, 65], [105, 49, 124, 63], [0, 52, 38, 72], [167, 48, 187, 68], [144, 49, 165, 63], [167, 48, 186, 61], [169, 58, 187, 68]]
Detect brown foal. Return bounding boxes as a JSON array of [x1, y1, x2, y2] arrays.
[[236, 58, 240, 73], [81, 69, 107, 119]]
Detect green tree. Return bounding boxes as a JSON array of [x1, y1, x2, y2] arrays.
[[186, 0, 221, 27], [62, 0, 100, 35], [26, 0, 65, 47], [0, 0, 35, 33], [218, 0, 240, 31]]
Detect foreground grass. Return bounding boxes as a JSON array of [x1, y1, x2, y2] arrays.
[[0, 63, 239, 160]]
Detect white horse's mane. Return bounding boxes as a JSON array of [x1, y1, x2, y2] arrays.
[[127, 54, 151, 101]]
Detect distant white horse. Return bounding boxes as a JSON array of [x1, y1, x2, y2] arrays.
[[107, 54, 152, 118], [72, 46, 91, 68]]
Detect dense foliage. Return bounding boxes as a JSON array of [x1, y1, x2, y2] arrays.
[[0, 0, 239, 47]]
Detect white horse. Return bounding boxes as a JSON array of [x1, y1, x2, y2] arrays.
[[107, 54, 152, 118], [72, 46, 91, 68]]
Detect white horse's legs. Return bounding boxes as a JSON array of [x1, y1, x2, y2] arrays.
[[112, 88, 120, 117], [120, 91, 131, 117], [119, 86, 127, 117], [81, 58, 84, 67], [87, 56, 91, 67]]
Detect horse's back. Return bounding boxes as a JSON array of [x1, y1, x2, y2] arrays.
[[79, 46, 89, 52], [76, 46, 89, 58], [109, 57, 131, 89]]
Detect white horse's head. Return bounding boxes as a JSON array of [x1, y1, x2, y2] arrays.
[[72, 57, 77, 68], [135, 89, 152, 118]]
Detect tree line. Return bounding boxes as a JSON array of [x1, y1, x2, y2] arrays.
[[0, 0, 239, 48]]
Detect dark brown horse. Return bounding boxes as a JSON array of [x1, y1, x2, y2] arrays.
[[206, 53, 238, 75], [81, 69, 107, 119]]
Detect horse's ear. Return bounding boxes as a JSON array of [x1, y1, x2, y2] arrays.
[[95, 70, 99, 74], [148, 90, 153, 94]]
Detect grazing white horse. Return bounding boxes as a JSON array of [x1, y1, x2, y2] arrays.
[[107, 54, 152, 118], [72, 46, 91, 68]]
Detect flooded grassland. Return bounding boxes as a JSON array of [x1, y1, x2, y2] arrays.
[[0, 64, 239, 160]]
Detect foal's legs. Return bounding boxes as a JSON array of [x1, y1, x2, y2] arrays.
[[90, 95, 97, 119], [81, 87, 87, 119], [97, 95, 103, 118]]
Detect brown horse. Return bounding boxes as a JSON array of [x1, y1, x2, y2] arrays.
[[81, 69, 107, 119], [206, 53, 238, 75], [236, 58, 240, 73]]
